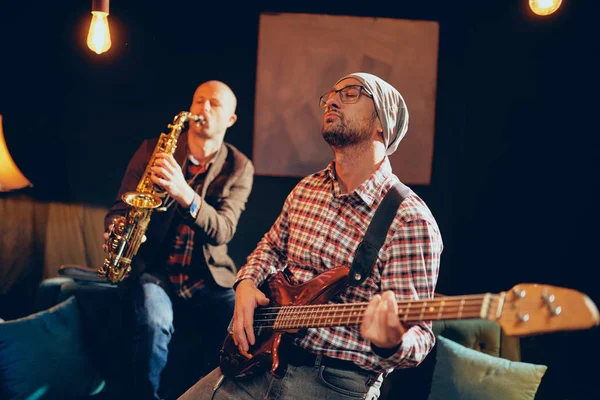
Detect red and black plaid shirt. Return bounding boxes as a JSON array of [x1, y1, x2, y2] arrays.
[[166, 158, 210, 299], [236, 157, 443, 375]]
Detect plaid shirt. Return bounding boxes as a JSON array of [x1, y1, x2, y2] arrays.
[[166, 158, 210, 299], [236, 157, 443, 375]]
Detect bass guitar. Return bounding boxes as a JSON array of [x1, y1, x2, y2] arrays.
[[219, 266, 599, 379]]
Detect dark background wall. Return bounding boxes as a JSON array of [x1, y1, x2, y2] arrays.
[[1, 1, 599, 398]]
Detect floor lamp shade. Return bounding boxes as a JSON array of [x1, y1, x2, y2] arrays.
[[0, 115, 33, 191]]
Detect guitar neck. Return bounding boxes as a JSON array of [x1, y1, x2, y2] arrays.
[[254, 293, 503, 330]]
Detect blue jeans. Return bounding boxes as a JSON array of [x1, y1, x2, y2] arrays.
[[178, 360, 383, 400], [131, 275, 235, 400]]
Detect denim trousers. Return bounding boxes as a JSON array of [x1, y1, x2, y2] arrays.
[[131, 274, 235, 400], [178, 360, 383, 400]]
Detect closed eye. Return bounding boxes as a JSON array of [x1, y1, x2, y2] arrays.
[[194, 97, 222, 108]]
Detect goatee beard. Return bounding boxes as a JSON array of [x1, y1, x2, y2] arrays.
[[322, 111, 378, 148], [322, 128, 362, 148], [322, 125, 368, 148]]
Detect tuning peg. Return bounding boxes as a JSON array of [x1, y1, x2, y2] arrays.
[[542, 289, 562, 316], [516, 313, 530, 323], [512, 287, 526, 298]]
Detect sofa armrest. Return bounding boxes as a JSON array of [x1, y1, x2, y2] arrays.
[[35, 277, 77, 312], [34, 275, 134, 399], [59, 264, 115, 286], [432, 319, 520, 361], [500, 329, 521, 362]]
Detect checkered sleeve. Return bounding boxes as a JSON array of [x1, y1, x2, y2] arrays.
[[235, 191, 293, 287], [374, 217, 442, 371]]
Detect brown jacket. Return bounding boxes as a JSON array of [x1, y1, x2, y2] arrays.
[[105, 132, 254, 288]]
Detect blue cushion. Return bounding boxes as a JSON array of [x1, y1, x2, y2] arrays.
[[429, 335, 547, 400], [0, 296, 105, 399]]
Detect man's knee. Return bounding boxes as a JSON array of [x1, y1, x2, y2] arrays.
[[135, 283, 174, 333]]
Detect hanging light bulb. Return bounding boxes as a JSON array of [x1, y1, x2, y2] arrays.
[[529, 0, 562, 16], [87, 0, 111, 54]]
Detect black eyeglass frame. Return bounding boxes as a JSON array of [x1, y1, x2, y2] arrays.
[[319, 85, 374, 108]]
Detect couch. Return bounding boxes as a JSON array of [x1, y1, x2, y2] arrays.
[[0, 197, 547, 400]]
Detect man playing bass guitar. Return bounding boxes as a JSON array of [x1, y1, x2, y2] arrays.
[[180, 72, 443, 399]]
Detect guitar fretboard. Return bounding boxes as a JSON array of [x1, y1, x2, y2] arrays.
[[253, 294, 501, 330]]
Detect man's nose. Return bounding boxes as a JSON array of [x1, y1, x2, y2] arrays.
[[325, 92, 341, 108], [326, 95, 341, 109]]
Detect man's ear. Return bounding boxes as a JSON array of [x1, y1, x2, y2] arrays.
[[373, 126, 385, 145], [374, 114, 383, 133], [227, 113, 238, 128]]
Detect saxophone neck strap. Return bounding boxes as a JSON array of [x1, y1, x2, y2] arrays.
[[348, 182, 411, 286]]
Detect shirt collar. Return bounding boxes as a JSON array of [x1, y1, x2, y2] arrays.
[[187, 151, 218, 167], [325, 157, 393, 208]]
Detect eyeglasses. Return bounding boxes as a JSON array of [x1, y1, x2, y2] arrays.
[[319, 85, 373, 108]]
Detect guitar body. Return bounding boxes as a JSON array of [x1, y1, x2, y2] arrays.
[[219, 266, 351, 378]]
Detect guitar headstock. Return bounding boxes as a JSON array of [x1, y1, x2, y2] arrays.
[[494, 284, 600, 337]]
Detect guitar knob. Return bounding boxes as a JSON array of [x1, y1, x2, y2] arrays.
[[512, 287, 526, 298]]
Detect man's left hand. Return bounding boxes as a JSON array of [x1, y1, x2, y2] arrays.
[[150, 153, 195, 208], [360, 290, 407, 350]]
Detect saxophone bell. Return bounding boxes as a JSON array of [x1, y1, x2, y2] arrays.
[[122, 192, 163, 209]]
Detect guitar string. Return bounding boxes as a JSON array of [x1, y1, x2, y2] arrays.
[[254, 297, 493, 315], [251, 296, 502, 329], [253, 303, 487, 318], [254, 294, 492, 313]]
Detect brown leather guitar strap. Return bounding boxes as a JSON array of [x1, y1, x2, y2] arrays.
[[348, 182, 411, 286]]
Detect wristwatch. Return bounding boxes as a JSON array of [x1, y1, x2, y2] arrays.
[[188, 193, 201, 219]]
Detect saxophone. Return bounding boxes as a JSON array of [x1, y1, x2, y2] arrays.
[[98, 111, 204, 283]]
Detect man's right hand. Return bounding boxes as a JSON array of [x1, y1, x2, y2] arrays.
[[232, 279, 270, 353]]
